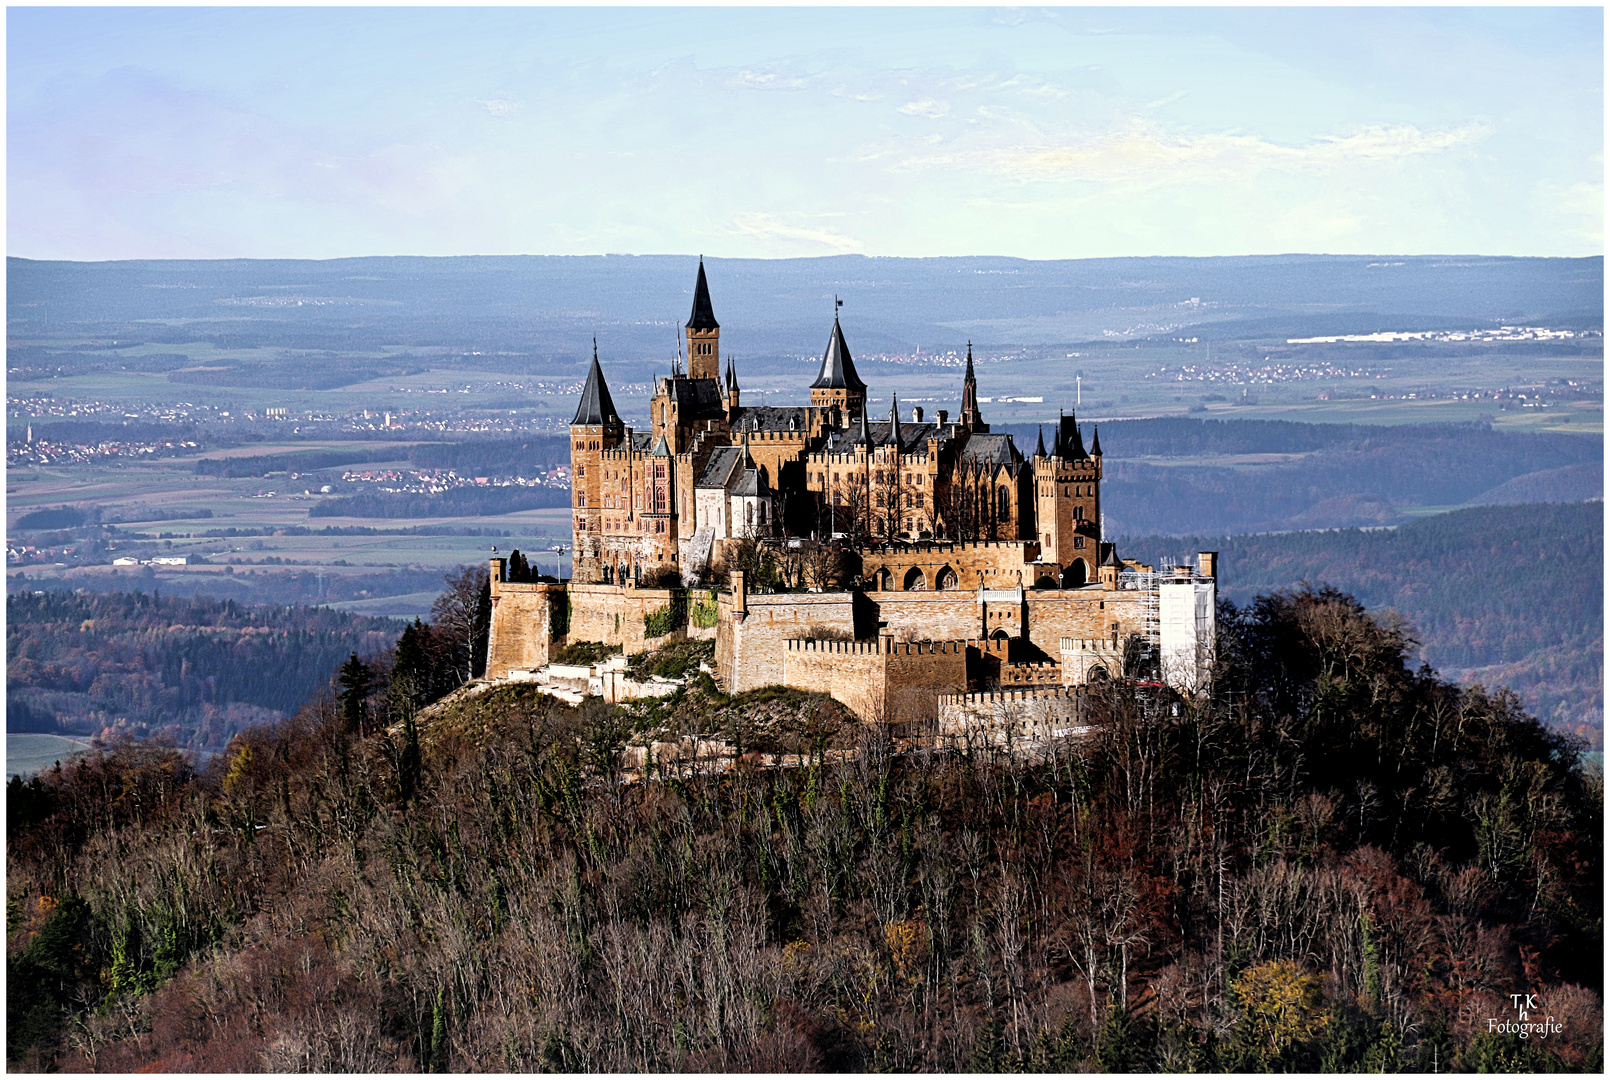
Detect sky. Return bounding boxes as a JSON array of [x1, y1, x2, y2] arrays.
[[7, 6, 1603, 261]]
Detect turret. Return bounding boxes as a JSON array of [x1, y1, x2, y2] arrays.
[[724, 357, 741, 412], [810, 303, 867, 422]]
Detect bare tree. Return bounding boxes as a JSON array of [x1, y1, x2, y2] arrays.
[[431, 565, 491, 684]]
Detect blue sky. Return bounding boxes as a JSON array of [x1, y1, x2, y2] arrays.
[[8, 7, 1602, 260]]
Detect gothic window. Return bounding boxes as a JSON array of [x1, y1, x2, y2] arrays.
[[998, 487, 1010, 518], [576, 493, 586, 507]]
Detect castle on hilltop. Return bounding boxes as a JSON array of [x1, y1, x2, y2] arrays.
[[488, 261, 1217, 727]]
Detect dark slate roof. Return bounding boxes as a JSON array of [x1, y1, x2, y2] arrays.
[[650, 435, 671, 457], [686, 260, 719, 330], [959, 433, 1021, 471], [572, 352, 620, 426], [730, 406, 809, 433], [730, 466, 769, 497], [1035, 426, 1046, 457], [1090, 425, 1102, 456], [631, 432, 655, 452], [1101, 546, 1124, 567], [697, 445, 744, 488], [821, 420, 939, 455], [1056, 415, 1088, 459], [665, 376, 726, 421], [811, 317, 866, 391]]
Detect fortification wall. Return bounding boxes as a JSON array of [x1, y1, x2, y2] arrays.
[[486, 581, 564, 678], [720, 589, 858, 693], [859, 540, 1036, 593], [1022, 589, 1147, 656], [566, 584, 683, 654], [867, 591, 982, 641], [780, 638, 968, 722], [936, 687, 1089, 747]]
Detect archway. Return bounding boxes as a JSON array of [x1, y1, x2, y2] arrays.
[[936, 565, 959, 590], [876, 566, 893, 591], [1062, 559, 1088, 587], [1087, 664, 1110, 683], [991, 628, 1010, 642], [1033, 575, 1057, 590], [903, 566, 927, 591]]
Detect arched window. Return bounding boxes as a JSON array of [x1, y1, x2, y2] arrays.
[[937, 566, 959, 590], [998, 487, 1010, 518], [903, 567, 926, 591]]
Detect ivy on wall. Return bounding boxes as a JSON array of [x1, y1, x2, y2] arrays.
[[643, 598, 686, 638], [689, 590, 719, 629]]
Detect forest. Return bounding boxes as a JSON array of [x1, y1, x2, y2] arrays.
[[5, 583, 1601, 1072], [5, 591, 402, 751], [1121, 500, 1603, 746]]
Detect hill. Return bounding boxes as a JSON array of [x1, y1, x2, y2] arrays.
[[5, 590, 1600, 1072], [1120, 501, 1603, 744], [6, 591, 403, 752]]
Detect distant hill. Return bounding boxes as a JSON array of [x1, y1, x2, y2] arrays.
[[1120, 500, 1603, 744], [6, 591, 405, 751], [8, 254, 1600, 375]]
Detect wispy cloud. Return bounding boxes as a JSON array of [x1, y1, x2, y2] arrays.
[[728, 212, 859, 252], [898, 98, 951, 119], [901, 122, 1491, 182], [481, 98, 518, 117]]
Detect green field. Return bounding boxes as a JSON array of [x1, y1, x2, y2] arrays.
[[7, 733, 95, 779]]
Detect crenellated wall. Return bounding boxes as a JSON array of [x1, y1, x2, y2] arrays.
[[780, 636, 969, 722]]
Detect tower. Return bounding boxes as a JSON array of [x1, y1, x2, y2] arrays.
[[686, 259, 720, 381], [570, 342, 624, 581], [1034, 412, 1102, 581], [809, 308, 867, 423]]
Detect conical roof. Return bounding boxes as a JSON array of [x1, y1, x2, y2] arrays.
[[1102, 546, 1124, 567], [1035, 425, 1046, 457], [686, 259, 719, 330], [1067, 423, 1088, 459], [885, 395, 902, 446], [1090, 425, 1102, 456], [857, 405, 873, 445], [811, 316, 866, 391], [572, 343, 620, 426]]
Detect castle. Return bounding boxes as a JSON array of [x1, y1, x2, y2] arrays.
[[487, 261, 1217, 726]]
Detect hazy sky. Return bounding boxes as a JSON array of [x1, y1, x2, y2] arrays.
[[8, 7, 1603, 261]]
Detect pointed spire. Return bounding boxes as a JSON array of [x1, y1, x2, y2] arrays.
[[886, 394, 902, 447], [1091, 424, 1102, 456], [960, 341, 980, 427], [572, 340, 620, 426], [726, 357, 740, 392], [857, 405, 872, 446], [1068, 422, 1088, 459], [812, 311, 866, 390], [1035, 425, 1046, 458], [686, 258, 719, 330]]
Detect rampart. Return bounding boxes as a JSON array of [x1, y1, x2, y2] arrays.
[[935, 687, 1089, 747], [781, 636, 968, 722]]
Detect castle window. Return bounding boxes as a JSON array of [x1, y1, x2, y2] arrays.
[[576, 465, 585, 477], [998, 487, 1010, 517], [1075, 537, 1085, 548], [916, 493, 925, 508]]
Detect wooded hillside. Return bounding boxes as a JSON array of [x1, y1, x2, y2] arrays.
[[6, 589, 1600, 1072], [1121, 500, 1603, 745]]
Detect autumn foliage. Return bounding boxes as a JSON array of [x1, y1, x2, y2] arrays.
[[6, 587, 1602, 1071]]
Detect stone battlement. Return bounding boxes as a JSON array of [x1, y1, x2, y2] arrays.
[[938, 686, 1079, 708], [784, 637, 966, 657]]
